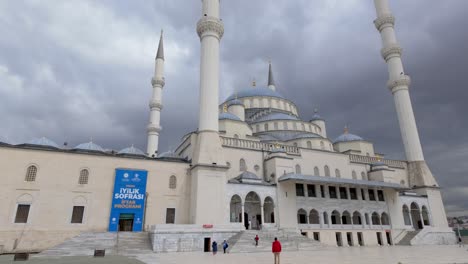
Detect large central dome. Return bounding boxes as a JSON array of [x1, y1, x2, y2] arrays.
[[224, 87, 285, 101]]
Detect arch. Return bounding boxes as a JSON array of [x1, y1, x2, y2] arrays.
[[342, 211, 352, 225], [240, 158, 247, 171], [72, 195, 87, 206], [314, 167, 320, 176], [352, 211, 362, 225], [422, 206, 430, 226], [324, 165, 330, 177], [297, 209, 307, 224], [402, 205, 411, 226], [264, 123, 269, 131], [244, 191, 261, 230], [169, 175, 177, 189], [293, 142, 298, 147], [16, 193, 33, 203], [361, 171, 367, 180], [230, 195, 242, 223], [307, 141, 312, 148], [371, 212, 381, 225], [295, 164, 301, 174], [263, 197, 275, 223], [381, 212, 390, 225], [79, 169, 89, 185], [410, 202, 423, 229], [352, 170, 357, 179], [25, 165, 38, 182], [309, 209, 319, 224], [335, 169, 341, 178], [331, 210, 341, 225]]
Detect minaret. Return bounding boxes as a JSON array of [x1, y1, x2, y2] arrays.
[[146, 31, 165, 157], [268, 61, 276, 91], [374, 0, 450, 229], [190, 0, 227, 225]]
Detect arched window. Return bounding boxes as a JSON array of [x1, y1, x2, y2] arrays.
[[320, 141, 325, 150], [342, 211, 351, 225], [295, 164, 301, 174], [25, 165, 37, 182], [169, 175, 177, 189], [307, 141, 312, 148], [352, 211, 362, 225], [361, 171, 367, 180], [324, 165, 330, 177], [314, 167, 319, 176], [381, 212, 390, 225], [331, 210, 341, 225], [335, 169, 341, 178], [264, 123, 269, 131], [293, 142, 298, 147], [371, 212, 381, 225], [297, 209, 307, 224], [78, 169, 89, 185], [256, 124, 260, 132], [301, 123, 305, 131], [352, 170, 357, 179], [309, 209, 320, 224], [240, 159, 247, 171]]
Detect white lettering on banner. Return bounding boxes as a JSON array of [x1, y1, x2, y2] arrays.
[[114, 187, 144, 200]]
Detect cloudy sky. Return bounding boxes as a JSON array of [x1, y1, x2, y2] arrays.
[[1, 0, 467, 216]]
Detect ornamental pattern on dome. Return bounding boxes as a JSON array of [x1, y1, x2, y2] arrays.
[[27, 137, 60, 148], [73, 141, 104, 152]]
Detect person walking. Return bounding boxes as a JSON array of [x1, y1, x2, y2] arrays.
[[458, 236, 463, 247], [222, 240, 229, 253], [272, 237, 282, 264], [255, 235, 259, 247], [212, 241, 218, 255]]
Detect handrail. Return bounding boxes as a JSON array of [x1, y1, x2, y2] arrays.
[[348, 154, 406, 169], [220, 136, 300, 155]]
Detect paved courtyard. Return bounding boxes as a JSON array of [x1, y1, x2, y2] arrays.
[[0, 245, 467, 264]]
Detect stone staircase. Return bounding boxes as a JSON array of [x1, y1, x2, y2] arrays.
[[397, 230, 420, 246], [228, 229, 323, 253], [37, 232, 153, 257]]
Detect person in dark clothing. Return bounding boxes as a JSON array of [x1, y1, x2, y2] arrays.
[[272, 237, 282, 264], [212, 241, 218, 255], [255, 235, 259, 246], [222, 240, 229, 253], [459, 236, 463, 247]]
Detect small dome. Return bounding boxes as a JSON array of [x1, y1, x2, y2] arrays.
[[73, 141, 104, 152], [237, 171, 260, 180], [219, 112, 242, 121], [333, 132, 363, 143], [158, 151, 182, 159], [27, 137, 60, 148], [224, 87, 286, 101], [254, 112, 298, 122], [118, 146, 146, 156], [226, 99, 244, 107]]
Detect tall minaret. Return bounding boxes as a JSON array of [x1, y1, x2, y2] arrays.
[[268, 61, 276, 91], [192, 0, 225, 165], [190, 0, 227, 225], [146, 31, 165, 157], [374, 0, 450, 229]]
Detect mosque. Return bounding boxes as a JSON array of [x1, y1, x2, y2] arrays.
[[0, 0, 456, 254]]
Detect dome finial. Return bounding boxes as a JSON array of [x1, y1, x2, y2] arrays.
[[344, 125, 349, 134]]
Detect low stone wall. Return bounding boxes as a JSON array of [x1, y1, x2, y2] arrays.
[[411, 227, 457, 245], [149, 224, 242, 253], [0, 230, 80, 253]]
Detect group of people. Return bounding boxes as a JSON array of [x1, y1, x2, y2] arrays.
[[211, 235, 283, 264]]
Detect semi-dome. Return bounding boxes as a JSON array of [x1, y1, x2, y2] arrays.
[[254, 112, 298, 122], [333, 132, 363, 143], [226, 99, 244, 107], [118, 146, 146, 156], [26, 137, 60, 148], [219, 112, 242, 121], [73, 141, 104, 152], [225, 87, 285, 101]]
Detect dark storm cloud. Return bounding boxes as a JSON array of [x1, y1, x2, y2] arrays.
[[0, 0, 467, 215]]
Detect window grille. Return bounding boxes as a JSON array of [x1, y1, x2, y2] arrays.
[[25, 166, 37, 182]]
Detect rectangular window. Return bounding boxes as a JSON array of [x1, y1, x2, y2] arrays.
[[350, 188, 357, 200], [71, 206, 85, 223], [296, 184, 305, 197], [377, 190, 385, 201], [14, 204, 30, 223], [166, 208, 176, 224], [339, 187, 348, 199], [320, 185, 325, 198], [368, 189, 376, 201], [361, 189, 366, 200], [329, 186, 337, 199], [307, 184, 316, 197]]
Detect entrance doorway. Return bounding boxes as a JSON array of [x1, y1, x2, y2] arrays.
[[204, 237, 211, 252], [244, 192, 261, 230], [244, 213, 249, 229], [118, 213, 134, 232]]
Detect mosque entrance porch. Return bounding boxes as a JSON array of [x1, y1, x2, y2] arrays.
[[118, 213, 135, 232]]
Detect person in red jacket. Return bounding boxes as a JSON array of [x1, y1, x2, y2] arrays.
[[255, 235, 259, 247], [272, 237, 282, 264]]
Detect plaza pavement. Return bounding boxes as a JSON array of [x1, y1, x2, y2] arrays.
[[0, 245, 467, 264]]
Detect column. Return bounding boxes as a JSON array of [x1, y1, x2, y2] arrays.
[[260, 205, 265, 228], [241, 203, 245, 228]]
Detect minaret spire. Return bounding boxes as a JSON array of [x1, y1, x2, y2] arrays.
[[268, 61, 276, 91], [146, 30, 165, 157]]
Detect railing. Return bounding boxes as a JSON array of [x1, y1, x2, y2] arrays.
[[220, 136, 300, 155], [348, 154, 406, 169]]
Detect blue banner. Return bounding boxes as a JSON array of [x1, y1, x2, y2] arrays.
[[108, 169, 148, 232]]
